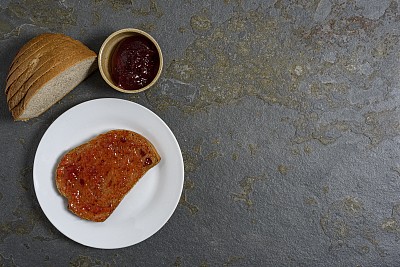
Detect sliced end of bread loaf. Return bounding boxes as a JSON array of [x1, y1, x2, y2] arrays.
[[12, 56, 97, 121], [6, 33, 98, 121]]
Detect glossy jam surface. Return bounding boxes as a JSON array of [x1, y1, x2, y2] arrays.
[[110, 35, 160, 90], [56, 130, 160, 222]]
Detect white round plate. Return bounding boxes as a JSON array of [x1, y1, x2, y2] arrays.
[[33, 98, 184, 249]]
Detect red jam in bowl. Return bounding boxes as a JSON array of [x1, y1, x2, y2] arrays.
[[110, 35, 160, 91]]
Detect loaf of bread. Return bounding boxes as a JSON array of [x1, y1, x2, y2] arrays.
[[5, 33, 97, 121], [55, 129, 161, 222]]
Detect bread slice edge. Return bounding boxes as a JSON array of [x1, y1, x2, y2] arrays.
[[12, 56, 97, 121], [7, 47, 95, 110]]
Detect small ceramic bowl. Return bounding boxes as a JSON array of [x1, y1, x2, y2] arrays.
[[98, 28, 163, 93]]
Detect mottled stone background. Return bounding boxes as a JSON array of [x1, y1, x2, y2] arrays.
[[1, 0, 400, 266]]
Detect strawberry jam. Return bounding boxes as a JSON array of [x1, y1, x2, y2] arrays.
[[110, 35, 160, 90]]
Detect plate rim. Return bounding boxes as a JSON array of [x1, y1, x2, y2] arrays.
[[33, 98, 184, 249]]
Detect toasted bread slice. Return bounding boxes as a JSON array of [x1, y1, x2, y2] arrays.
[[55, 129, 161, 222]]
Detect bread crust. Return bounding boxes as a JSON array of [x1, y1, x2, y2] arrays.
[[6, 33, 56, 81], [6, 38, 71, 96], [5, 33, 97, 120], [10, 54, 97, 120], [55, 129, 161, 222], [8, 46, 93, 110], [7, 35, 96, 108], [6, 35, 74, 89]]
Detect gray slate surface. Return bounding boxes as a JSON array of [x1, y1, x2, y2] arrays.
[[1, 0, 400, 266]]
